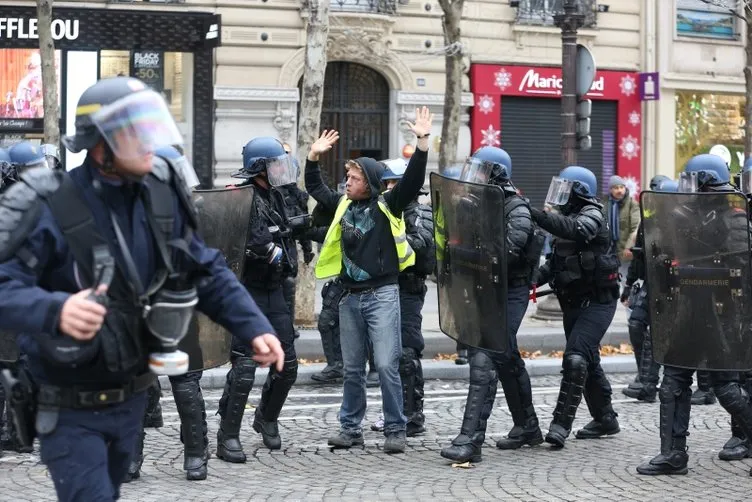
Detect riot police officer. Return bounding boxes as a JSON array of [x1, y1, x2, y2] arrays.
[[40, 144, 63, 170], [531, 166, 621, 448], [216, 137, 300, 462], [441, 147, 544, 462], [0, 76, 284, 501], [125, 146, 211, 482], [7, 141, 47, 172], [637, 154, 752, 476], [620, 176, 677, 402]]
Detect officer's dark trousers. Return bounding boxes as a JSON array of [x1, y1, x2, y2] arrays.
[[457, 285, 534, 440], [218, 285, 298, 438], [40, 392, 147, 502], [398, 283, 427, 429], [627, 286, 660, 389], [655, 368, 752, 455], [317, 280, 343, 369], [552, 297, 617, 430]]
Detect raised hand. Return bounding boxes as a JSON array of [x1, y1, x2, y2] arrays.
[[407, 106, 434, 138], [310, 130, 340, 156]]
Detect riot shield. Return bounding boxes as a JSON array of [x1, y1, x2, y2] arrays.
[[179, 185, 255, 371], [640, 190, 752, 371], [430, 172, 508, 353]]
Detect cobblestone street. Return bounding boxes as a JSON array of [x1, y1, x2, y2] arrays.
[[1, 373, 750, 501]]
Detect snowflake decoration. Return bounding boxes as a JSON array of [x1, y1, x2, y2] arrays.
[[623, 176, 641, 199], [628, 111, 641, 127], [480, 125, 501, 147], [494, 68, 512, 91], [620, 135, 640, 160], [620, 75, 636, 96], [477, 94, 495, 115]]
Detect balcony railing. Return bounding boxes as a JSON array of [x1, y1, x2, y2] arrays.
[[329, 0, 397, 15], [514, 0, 598, 29], [107, 1, 186, 4]]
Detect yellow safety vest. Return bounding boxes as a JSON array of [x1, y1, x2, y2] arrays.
[[315, 195, 415, 279], [434, 200, 446, 262]]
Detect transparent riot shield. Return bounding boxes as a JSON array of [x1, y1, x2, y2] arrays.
[[640, 190, 752, 371], [430, 172, 508, 353], [179, 185, 255, 371]]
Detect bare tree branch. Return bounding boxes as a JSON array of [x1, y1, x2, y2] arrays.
[[698, 0, 747, 21]]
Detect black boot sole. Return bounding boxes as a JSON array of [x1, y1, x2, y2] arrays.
[[496, 432, 544, 450], [544, 432, 566, 448], [216, 448, 247, 463], [575, 426, 621, 440], [636, 465, 688, 475], [186, 467, 208, 481], [252, 420, 282, 450], [440, 449, 482, 463]]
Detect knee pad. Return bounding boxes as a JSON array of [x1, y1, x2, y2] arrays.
[[659, 375, 687, 402], [563, 353, 588, 376], [715, 382, 749, 414], [628, 321, 647, 342], [469, 352, 496, 385], [279, 359, 299, 384]]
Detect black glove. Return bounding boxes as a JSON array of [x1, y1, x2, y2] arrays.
[[304, 250, 315, 265], [531, 268, 543, 288], [530, 207, 544, 222]]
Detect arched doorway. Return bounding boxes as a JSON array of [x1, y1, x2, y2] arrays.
[[299, 62, 390, 186]]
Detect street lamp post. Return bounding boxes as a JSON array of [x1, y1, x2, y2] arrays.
[[532, 0, 585, 321]]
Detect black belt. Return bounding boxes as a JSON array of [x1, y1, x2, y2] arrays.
[[37, 372, 156, 409]]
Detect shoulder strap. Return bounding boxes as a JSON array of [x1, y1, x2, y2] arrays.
[[504, 195, 529, 218]]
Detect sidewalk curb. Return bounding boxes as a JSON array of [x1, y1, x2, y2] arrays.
[[168, 355, 637, 390], [293, 326, 631, 360]]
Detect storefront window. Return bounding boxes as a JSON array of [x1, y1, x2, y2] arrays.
[[675, 90, 745, 174], [676, 0, 738, 40], [0, 48, 61, 120]]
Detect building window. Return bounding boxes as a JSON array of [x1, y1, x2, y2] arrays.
[[328, 0, 396, 14], [0, 48, 61, 120], [676, 0, 739, 40], [514, 0, 597, 28], [99, 50, 188, 122]]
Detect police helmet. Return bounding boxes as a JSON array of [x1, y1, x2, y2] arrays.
[[62, 76, 183, 159], [381, 159, 408, 181], [235, 137, 297, 186], [40, 144, 61, 170], [8, 141, 47, 170], [708, 144, 732, 170], [681, 153, 730, 192], [656, 179, 679, 193], [0, 147, 10, 163], [648, 175, 671, 191], [461, 146, 512, 184]]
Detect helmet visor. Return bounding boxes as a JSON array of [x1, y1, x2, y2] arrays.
[[90, 90, 183, 160], [264, 154, 297, 186], [678, 172, 699, 193], [460, 157, 496, 184], [741, 170, 752, 196], [545, 176, 573, 206]]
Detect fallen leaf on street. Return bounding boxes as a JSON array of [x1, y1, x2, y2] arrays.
[[297, 358, 326, 365], [451, 461, 474, 469], [433, 353, 458, 361]]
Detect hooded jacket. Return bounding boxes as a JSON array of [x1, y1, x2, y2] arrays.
[[305, 149, 427, 290]]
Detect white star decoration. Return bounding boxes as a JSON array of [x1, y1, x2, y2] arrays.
[[620, 135, 640, 160], [623, 176, 641, 199], [480, 125, 501, 147], [628, 111, 640, 127], [494, 68, 512, 91], [620, 75, 636, 96], [477, 94, 495, 115]]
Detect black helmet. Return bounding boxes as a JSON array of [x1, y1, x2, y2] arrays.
[[62, 76, 182, 159], [234, 137, 296, 186]]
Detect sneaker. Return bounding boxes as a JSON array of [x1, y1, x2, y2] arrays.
[[370, 414, 385, 432], [384, 432, 406, 454], [328, 431, 364, 449]]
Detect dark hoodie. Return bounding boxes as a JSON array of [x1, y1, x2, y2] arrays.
[[305, 149, 428, 290]]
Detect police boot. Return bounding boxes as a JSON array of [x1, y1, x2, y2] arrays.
[[633, 332, 659, 403], [253, 359, 298, 450], [575, 371, 620, 440], [636, 385, 691, 475], [496, 362, 542, 450], [719, 417, 750, 461], [715, 381, 752, 459], [545, 354, 588, 448], [691, 371, 716, 405], [311, 320, 344, 384], [399, 348, 426, 437], [143, 380, 164, 429], [123, 428, 146, 483], [216, 357, 256, 463], [441, 355, 496, 463], [172, 375, 209, 481], [455, 349, 469, 366], [623, 322, 646, 399]]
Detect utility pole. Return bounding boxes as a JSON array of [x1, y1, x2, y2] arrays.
[[555, 0, 585, 168], [533, 0, 586, 322]]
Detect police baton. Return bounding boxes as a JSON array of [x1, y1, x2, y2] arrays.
[[529, 286, 555, 303]]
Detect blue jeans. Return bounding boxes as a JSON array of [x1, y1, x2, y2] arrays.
[[39, 392, 147, 501], [338, 283, 406, 435]]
